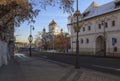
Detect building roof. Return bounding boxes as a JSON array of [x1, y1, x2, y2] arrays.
[[116, 0, 120, 2], [82, 1, 120, 20], [84, 1, 99, 13]]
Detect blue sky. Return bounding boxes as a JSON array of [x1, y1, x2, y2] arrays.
[[15, 0, 114, 43]]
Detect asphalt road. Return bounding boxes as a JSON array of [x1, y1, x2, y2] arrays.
[[30, 52, 120, 76]]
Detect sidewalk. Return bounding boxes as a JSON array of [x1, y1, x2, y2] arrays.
[[0, 53, 120, 81]]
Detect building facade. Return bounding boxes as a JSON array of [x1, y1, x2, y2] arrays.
[[68, 0, 120, 56]]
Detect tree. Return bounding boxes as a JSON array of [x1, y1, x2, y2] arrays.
[[0, 0, 74, 26], [0, 0, 74, 41], [0, 0, 39, 41], [54, 33, 70, 52], [0, 0, 39, 27], [39, 0, 74, 13], [34, 32, 42, 48]]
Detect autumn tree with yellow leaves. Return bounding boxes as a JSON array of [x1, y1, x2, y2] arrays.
[[0, 0, 39, 41], [53, 33, 70, 52], [0, 0, 74, 27]]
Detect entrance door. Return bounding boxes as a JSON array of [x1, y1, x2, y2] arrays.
[[96, 36, 104, 54]]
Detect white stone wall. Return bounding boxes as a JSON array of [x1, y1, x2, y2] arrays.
[[69, 11, 120, 56], [0, 40, 9, 67], [107, 31, 120, 56]]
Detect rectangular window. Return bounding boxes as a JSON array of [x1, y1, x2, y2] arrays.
[[83, 27, 85, 31], [88, 26, 91, 31], [112, 20, 115, 26], [86, 38, 89, 44], [115, 1, 120, 8], [81, 39, 83, 44], [105, 22, 108, 28], [98, 24, 101, 29]]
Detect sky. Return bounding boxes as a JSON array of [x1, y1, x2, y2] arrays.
[[15, 0, 114, 43]]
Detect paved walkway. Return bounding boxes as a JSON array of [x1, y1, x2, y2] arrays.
[[0, 53, 120, 81]]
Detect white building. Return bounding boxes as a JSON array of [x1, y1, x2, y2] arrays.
[[68, 0, 120, 56]]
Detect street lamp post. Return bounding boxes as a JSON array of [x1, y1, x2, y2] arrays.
[[28, 25, 34, 56], [73, 0, 83, 68], [102, 21, 106, 57]]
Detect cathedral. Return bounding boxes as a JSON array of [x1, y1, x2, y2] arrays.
[[41, 19, 67, 50], [42, 19, 64, 40]]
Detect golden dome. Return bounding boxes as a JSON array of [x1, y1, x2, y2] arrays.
[[49, 19, 57, 27]]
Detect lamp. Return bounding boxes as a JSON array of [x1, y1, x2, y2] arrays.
[[28, 25, 34, 56], [73, 0, 83, 68]]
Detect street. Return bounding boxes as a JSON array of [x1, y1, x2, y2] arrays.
[[30, 52, 120, 76], [0, 53, 120, 81]]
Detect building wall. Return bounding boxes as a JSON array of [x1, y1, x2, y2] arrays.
[[70, 10, 120, 56], [0, 40, 9, 67], [107, 31, 120, 56]]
